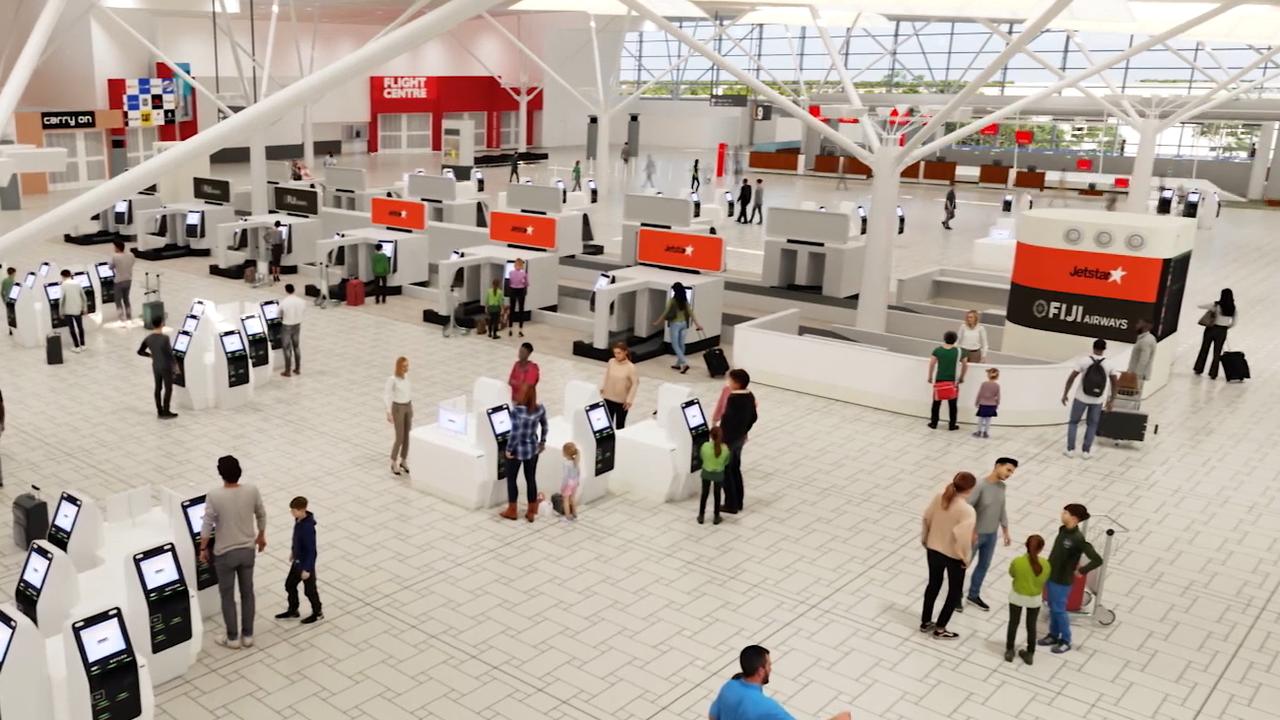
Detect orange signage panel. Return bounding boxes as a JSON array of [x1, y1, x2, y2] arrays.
[[1011, 242, 1163, 304], [636, 228, 725, 273], [490, 211, 557, 250], [370, 197, 426, 230]]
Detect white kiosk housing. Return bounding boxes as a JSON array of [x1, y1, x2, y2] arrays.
[[48, 491, 104, 573], [620, 193, 703, 264], [612, 383, 703, 502], [14, 540, 79, 639], [0, 604, 55, 720], [122, 542, 201, 685], [762, 207, 866, 298], [406, 172, 486, 226], [63, 607, 155, 720], [407, 377, 513, 509], [542, 380, 614, 505]]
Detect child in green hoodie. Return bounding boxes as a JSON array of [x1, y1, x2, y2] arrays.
[[1006, 534, 1051, 664]]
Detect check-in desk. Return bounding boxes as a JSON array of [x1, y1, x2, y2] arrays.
[[762, 206, 865, 298], [574, 264, 724, 362], [133, 202, 233, 261], [65, 193, 163, 246], [407, 377, 511, 509], [209, 213, 322, 280], [321, 166, 399, 212], [492, 184, 586, 256], [405, 172, 488, 227], [619, 193, 702, 265]]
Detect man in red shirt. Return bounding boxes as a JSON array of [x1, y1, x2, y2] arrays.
[[508, 342, 540, 402]]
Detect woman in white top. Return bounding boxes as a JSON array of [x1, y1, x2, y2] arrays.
[[1194, 288, 1238, 380], [59, 269, 88, 352], [384, 356, 413, 475], [956, 310, 988, 363]]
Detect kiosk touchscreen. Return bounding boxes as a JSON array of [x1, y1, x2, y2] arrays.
[[241, 314, 269, 368], [74, 271, 96, 314], [114, 200, 132, 226], [857, 205, 868, 234], [71, 608, 143, 720], [691, 191, 701, 218], [259, 300, 283, 349], [896, 205, 906, 235], [1157, 188, 1175, 215], [184, 210, 204, 239], [376, 240, 397, 271], [188, 300, 206, 318], [38, 262, 52, 278], [179, 497, 217, 591], [1001, 194, 1014, 213], [24, 271, 37, 288], [487, 404, 513, 480], [94, 262, 116, 304], [47, 492, 83, 553], [0, 610, 14, 669], [219, 331, 250, 387], [589, 178, 598, 203], [16, 543, 53, 624], [172, 332, 193, 388], [680, 398, 711, 473], [44, 282, 65, 328], [585, 401, 616, 476], [131, 545, 193, 654], [180, 314, 200, 334], [1183, 190, 1201, 218]]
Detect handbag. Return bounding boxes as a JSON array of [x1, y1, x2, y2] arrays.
[[1197, 308, 1217, 327], [933, 381, 958, 401]]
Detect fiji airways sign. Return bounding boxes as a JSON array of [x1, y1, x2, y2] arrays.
[[382, 77, 428, 100]]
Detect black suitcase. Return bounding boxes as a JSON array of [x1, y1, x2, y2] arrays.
[[46, 333, 63, 365], [704, 347, 729, 378], [13, 491, 49, 550], [551, 493, 564, 515], [1221, 351, 1250, 382], [1097, 410, 1148, 442]]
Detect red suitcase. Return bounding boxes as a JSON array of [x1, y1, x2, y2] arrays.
[[346, 278, 365, 306], [1043, 571, 1090, 611]]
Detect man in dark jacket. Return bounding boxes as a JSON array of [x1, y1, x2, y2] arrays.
[[276, 496, 323, 624], [718, 369, 758, 514], [736, 179, 753, 224], [1039, 503, 1102, 654]]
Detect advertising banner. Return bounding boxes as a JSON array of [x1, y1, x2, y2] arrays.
[[489, 211, 557, 250], [371, 197, 426, 231], [636, 228, 725, 273], [272, 186, 320, 216]]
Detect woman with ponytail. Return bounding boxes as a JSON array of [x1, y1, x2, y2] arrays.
[[919, 472, 977, 640], [697, 427, 731, 525], [1005, 534, 1052, 664]]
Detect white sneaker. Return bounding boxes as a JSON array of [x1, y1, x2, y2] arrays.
[[1063, 450, 1076, 459], [216, 635, 240, 649], [1082, 451, 1093, 460], [241, 635, 254, 648]]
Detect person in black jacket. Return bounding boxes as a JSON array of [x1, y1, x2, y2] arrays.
[[276, 496, 323, 624], [137, 318, 179, 419], [718, 369, 758, 514], [736, 179, 753, 224]]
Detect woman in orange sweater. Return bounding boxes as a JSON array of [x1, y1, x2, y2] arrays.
[[920, 472, 977, 640]]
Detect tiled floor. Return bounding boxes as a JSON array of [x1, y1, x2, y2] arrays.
[[1, 149, 1278, 720]]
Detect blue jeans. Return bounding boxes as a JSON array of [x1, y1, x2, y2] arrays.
[[1067, 399, 1102, 452], [968, 532, 997, 599], [669, 321, 688, 367], [1045, 580, 1072, 645]]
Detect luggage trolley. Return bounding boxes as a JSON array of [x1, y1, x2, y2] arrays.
[[1098, 372, 1158, 445], [1071, 514, 1128, 626]]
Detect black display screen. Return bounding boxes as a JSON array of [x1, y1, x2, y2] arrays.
[[180, 497, 218, 591], [47, 492, 82, 552], [132, 544, 193, 654], [16, 543, 54, 625], [0, 609, 17, 672], [73, 608, 142, 720]]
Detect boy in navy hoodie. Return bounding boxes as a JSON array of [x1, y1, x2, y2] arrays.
[[275, 496, 323, 624]]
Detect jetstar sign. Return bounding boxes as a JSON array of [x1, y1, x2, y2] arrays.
[[382, 76, 428, 100], [636, 228, 725, 273], [490, 211, 557, 250]]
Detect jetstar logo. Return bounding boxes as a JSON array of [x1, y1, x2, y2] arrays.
[[665, 244, 696, 256], [1069, 265, 1128, 284], [510, 224, 534, 235], [382, 77, 428, 99]]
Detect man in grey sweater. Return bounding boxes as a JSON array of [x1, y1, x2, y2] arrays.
[[200, 455, 267, 649], [964, 457, 1017, 611], [1127, 318, 1157, 387], [749, 179, 765, 224]]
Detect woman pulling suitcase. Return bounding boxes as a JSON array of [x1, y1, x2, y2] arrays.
[[1193, 288, 1239, 380]]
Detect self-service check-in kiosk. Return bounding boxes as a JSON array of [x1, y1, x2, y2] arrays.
[[216, 329, 253, 406], [64, 606, 154, 720], [762, 207, 865, 298], [857, 205, 868, 234], [1001, 194, 1014, 213], [612, 383, 700, 502], [172, 330, 193, 389], [260, 300, 283, 350], [94, 262, 116, 306], [4, 277, 18, 333], [723, 190, 734, 218], [897, 205, 906, 234], [15, 540, 78, 637], [680, 398, 711, 474], [73, 270, 96, 316], [210, 211, 322, 280], [406, 377, 513, 509], [47, 491, 103, 572], [589, 179, 598, 204], [541, 381, 615, 505], [124, 543, 199, 684], [1156, 187, 1174, 215], [44, 282, 65, 329], [585, 401, 616, 477], [487, 404, 513, 482], [11, 270, 53, 348], [170, 494, 219, 618], [173, 300, 216, 410], [1182, 189, 1201, 218], [240, 313, 270, 383], [66, 193, 162, 246], [0, 604, 56, 720]]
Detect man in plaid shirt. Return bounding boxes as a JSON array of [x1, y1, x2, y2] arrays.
[[500, 385, 549, 522]]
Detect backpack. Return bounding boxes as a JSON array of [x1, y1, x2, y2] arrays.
[[1081, 357, 1108, 398]]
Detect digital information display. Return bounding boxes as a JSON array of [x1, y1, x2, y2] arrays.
[[487, 406, 512, 436], [182, 500, 205, 536], [260, 300, 280, 321], [78, 615, 128, 664], [184, 210, 202, 227], [594, 273, 612, 292], [181, 315, 199, 333], [242, 315, 265, 336], [189, 301, 205, 317], [21, 549, 51, 591], [44, 283, 62, 301], [173, 333, 191, 354], [220, 332, 245, 354], [96, 263, 115, 280], [587, 404, 612, 433], [682, 401, 707, 430], [52, 496, 81, 534], [38, 262, 51, 276], [437, 405, 468, 435], [75, 272, 92, 290], [138, 552, 181, 590]]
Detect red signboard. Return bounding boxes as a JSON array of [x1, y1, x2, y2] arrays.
[[979, 123, 1000, 136], [1011, 242, 1163, 304], [1114, 177, 1130, 189], [370, 197, 426, 231], [1076, 157, 1094, 171], [636, 228, 725, 273], [368, 76, 543, 154], [1014, 130, 1034, 146], [490, 211, 557, 250]]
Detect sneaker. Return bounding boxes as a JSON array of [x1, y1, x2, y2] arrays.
[[275, 610, 300, 619], [953, 604, 964, 613], [216, 635, 240, 649], [920, 622, 935, 633], [1018, 649, 1034, 665], [161, 411, 179, 419], [1051, 642, 1071, 654], [713, 516, 722, 525], [241, 635, 254, 648], [1063, 450, 1076, 459], [927, 422, 938, 429], [281, 371, 292, 378], [1082, 452, 1093, 460], [697, 515, 705, 525], [1004, 649, 1015, 662], [1037, 635, 1060, 647], [301, 613, 324, 625], [932, 629, 959, 640], [967, 596, 990, 611]]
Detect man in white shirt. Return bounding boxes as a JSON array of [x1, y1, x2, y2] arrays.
[[1060, 339, 1119, 459], [279, 284, 305, 377], [59, 269, 88, 353]]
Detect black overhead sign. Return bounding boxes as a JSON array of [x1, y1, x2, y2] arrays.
[[709, 95, 749, 108], [41, 111, 97, 129], [192, 177, 232, 205], [273, 185, 320, 216]]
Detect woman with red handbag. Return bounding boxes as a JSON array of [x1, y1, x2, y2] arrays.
[[928, 331, 967, 430]]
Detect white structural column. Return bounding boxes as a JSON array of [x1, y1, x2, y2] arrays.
[[862, 152, 902, 333], [1248, 121, 1275, 200], [250, 132, 268, 214], [1126, 116, 1162, 213], [1265, 124, 1280, 202], [260, 1, 282, 99], [589, 14, 611, 179], [0, 0, 69, 137], [0, 0, 505, 254]]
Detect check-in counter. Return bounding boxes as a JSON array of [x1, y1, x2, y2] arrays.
[[1014, 169, 1046, 190], [921, 160, 958, 184], [749, 151, 801, 172], [978, 164, 1011, 186]]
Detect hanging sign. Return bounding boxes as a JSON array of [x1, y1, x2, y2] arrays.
[[490, 211, 557, 250], [979, 123, 1000, 136], [636, 228, 725, 273], [1015, 130, 1034, 146]]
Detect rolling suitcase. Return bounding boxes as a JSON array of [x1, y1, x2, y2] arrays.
[[346, 278, 365, 306], [704, 346, 729, 378], [1097, 410, 1148, 442], [142, 271, 164, 327], [13, 489, 49, 550], [46, 333, 63, 365], [1221, 351, 1250, 382]]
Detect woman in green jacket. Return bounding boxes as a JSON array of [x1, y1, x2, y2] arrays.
[[697, 427, 730, 525], [1006, 535, 1051, 664]]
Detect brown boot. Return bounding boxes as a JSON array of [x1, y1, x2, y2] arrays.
[[525, 495, 541, 522], [499, 503, 518, 520]]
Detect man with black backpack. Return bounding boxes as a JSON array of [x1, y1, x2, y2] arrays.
[[1061, 339, 1119, 459]]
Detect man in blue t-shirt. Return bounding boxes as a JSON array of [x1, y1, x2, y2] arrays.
[[709, 646, 851, 720]]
